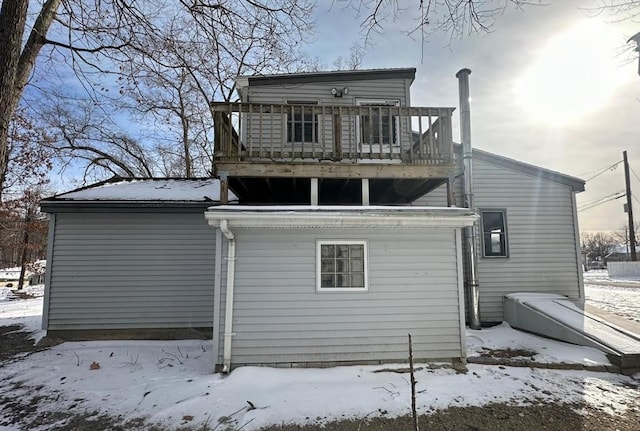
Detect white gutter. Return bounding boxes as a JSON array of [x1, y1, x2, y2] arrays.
[[205, 206, 477, 229], [219, 219, 236, 373]]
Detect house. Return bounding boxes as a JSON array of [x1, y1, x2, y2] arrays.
[[41, 68, 585, 372], [40, 178, 237, 339], [606, 244, 640, 262], [0, 260, 46, 288], [0, 267, 22, 288]]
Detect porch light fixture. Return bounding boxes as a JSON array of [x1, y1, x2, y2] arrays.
[[331, 87, 349, 97]]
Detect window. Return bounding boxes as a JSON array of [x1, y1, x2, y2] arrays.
[[286, 102, 318, 143], [481, 210, 508, 257], [317, 241, 368, 291], [357, 100, 399, 146]]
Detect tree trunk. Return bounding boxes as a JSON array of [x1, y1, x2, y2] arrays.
[[0, 0, 29, 197], [17, 214, 31, 290]]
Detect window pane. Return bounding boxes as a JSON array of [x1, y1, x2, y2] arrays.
[[351, 274, 364, 288], [349, 245, 364, 258], [336, 245, 350, 258], [335, 259, 349, 272], [321, 274, 335, 288], [482, 211, 507, 257], [360, 107, 396, 145], [490, 230, 502, 254], [321, 245, 335, 258], [350, 259, 364, 272], [321, 258, 335, 273], [287, 109, 317, 143], [336, 274, 349, 288]]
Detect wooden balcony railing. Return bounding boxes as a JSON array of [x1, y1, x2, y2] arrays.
[[212, 102, 454, 165]]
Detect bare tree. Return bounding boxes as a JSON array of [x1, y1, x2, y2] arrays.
[[44, 101, 158, 180], [0, 105, 52, 270], [586, 1, 640, 22], [333, 41, 368, 70], [612, 222, 640, 250], [1, 0, 315, 191], [113, 2, 314, 178], [340, 0, 541, 42], [581, 232, 617, 262]]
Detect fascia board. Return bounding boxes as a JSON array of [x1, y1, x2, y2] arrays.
[[205, 209, 477, 229]]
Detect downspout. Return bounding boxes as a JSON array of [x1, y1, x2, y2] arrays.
[[220, 219, 236, 373], [456, 68, 481, 330]]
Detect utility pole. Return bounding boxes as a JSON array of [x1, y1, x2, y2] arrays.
[[623, 151, 637, 261]]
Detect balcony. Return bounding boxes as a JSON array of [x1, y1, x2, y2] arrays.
[[212, 102, 457, 204]]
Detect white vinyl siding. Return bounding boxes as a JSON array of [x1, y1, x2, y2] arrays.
[[413, 155, 582, 323], [243, 78, 411, 157], [45, 212, 216, 331], [473, 158, 581, 321], [216, 227, 465, 366]]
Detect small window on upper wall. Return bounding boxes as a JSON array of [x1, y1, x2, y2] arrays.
[[481, 210, 508, 257], [317, 241, 368, 292], [286, 101, 318, 143]]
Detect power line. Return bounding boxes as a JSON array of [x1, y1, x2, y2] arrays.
[[579, 189, 625, 207], [578, 191, 626, 212], [577, 160, 623, 183]]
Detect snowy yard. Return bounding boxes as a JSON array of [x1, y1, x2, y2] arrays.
[[0, 280, 639, 430], [583, 270, 640, 322]]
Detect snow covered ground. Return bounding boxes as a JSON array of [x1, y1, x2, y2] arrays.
[[583, 270, 640, 322], [1, 283, 639, 431]]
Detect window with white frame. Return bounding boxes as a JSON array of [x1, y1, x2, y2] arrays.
[[357, 99, 399, 146], [317, 241, 368, 291], [286, 101, 318, 143], [481, 209, 509, 257]]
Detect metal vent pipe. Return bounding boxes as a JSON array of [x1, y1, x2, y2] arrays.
[[456, 68, 481, 330]]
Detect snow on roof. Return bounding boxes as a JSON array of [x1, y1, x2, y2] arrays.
[[0, 269, 22, 280], [46, 178, 238, 203]]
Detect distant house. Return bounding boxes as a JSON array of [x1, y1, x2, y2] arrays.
[[0, 268, 22, 288], [41, 68, 585, 372], [0, 260, 46, 289], [606, 244, 640, 262]]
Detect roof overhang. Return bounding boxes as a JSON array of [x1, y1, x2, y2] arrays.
[[40, 200, 222, 214], [236, 68, 417, 89], [205, 205, 477, 229]]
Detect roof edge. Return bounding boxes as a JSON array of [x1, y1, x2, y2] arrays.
[[454, 145, 585, 192], [241, 68, 417, 87], [43, 176, 219, 201], [40, 200, 223, 214]]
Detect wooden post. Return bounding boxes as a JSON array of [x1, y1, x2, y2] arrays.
[[623, 151, 637, 261], [17, 214, 31, 291], [408, 333, 419, 431], [447, 176, 456, 207], [219, 171, 229, 205], [333, 112, 342, 161]]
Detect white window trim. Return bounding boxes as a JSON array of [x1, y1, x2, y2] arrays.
[[316, 240, 369, 292], [355, 98, 401, 151], [480, 208, 509, 258]]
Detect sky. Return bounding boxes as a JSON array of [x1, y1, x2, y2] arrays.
[[309, 0, 640, 233]]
